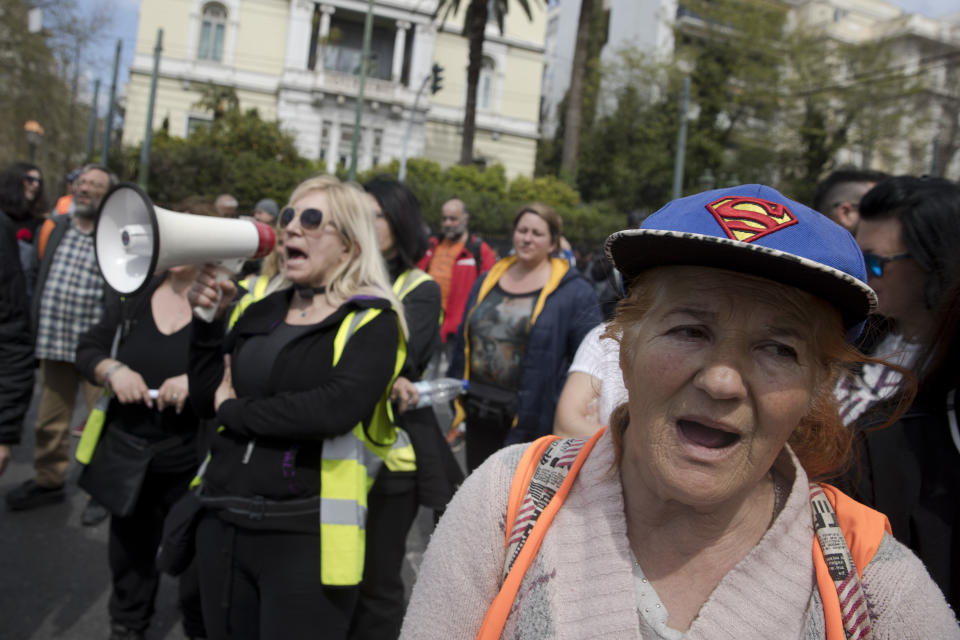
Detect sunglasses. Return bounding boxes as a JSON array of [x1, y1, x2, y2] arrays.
[[862, 251, 910, 278], [23, 176, 40, 184], [279, 207, 324, 230]]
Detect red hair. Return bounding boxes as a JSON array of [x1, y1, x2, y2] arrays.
[[603, 268, 913, 480]]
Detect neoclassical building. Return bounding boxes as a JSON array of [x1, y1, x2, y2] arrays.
[[123, 0, 547, 177]]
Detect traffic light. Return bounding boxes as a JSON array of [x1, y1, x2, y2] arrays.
[[430, 63, 444, 94]]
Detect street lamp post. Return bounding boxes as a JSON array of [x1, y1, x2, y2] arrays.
[[24, 121, 44, 163]]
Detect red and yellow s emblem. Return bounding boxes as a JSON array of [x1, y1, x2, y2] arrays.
[[706, 196, 798, 243]]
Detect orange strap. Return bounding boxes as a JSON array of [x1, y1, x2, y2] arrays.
[[477, 427, 606, 640], [813, 483, 891, 640], [37, 218, 56, 261]]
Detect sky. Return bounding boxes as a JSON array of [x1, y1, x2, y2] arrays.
[[75, 0, 957, 104]]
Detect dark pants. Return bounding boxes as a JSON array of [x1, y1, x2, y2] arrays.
[[196, 515, 358, 640], [108, 467, 204, 636], [348, 474, 419, 640], [465, 412, 510, 473]]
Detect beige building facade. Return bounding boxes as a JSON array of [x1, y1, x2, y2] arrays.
[[123, 0, 547, 178]]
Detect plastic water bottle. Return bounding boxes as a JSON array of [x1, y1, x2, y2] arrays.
[[412, 378, 468, 409]]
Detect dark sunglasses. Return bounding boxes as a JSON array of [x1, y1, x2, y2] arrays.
[[862, 251, 910, 278], [279, 207, 324, 230], [23, 176, 40, 184]]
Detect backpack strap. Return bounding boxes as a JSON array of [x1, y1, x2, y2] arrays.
[[466, 233, 484, 276], [477, 427, 606, 640], [811, 483, 890, 640]]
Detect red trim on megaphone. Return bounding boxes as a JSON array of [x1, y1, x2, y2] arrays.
[[252, 221, 276, 258]]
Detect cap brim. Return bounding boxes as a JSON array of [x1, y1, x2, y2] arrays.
[[606, 229, 877, 331]]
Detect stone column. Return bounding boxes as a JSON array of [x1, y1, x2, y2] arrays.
[[284, 0, 315, 70], [392, 21, 411, 85], [320, 4, 335, 39]]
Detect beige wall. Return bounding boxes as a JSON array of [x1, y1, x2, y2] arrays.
[[136, 0, 288, 74], [124, 74, 277, 146], [425, 121, 537, 179]]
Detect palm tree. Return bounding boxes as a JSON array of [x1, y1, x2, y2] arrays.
[[560, 0, 594, 179], [435, 0, 538, 166]]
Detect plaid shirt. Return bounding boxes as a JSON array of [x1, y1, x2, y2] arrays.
[[35, 224, 106, 362]]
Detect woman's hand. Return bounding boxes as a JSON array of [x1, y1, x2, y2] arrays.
[[390, 376, 418, 414], [109, 366, 153, 407], [214, 355, 236, 412], [156, 373, 189, 414], [187, 264, 238, 320]]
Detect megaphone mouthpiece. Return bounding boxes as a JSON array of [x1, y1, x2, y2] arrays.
[[252, 220, 276, 258]]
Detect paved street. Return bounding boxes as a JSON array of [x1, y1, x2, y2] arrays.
[[0, 382, 453, 640]]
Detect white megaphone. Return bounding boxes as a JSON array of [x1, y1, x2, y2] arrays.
[[95, 182, 276, 321]]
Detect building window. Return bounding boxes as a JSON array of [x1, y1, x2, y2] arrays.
[[320, 120, 331, 161], [479, 56, 495, 110], [339, 125, 354, 167], [187, 115, 213, 136], [198, 2, 227, 62], [372, 128, 383, 167]]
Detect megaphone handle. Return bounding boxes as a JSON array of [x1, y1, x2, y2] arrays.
[[192, 267, 230, 323]]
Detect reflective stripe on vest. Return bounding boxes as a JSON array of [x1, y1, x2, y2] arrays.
[[228, 275, 271, 329], [319, 306, 407, 585]]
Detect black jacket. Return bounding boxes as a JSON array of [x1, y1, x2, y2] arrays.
[[0, 209, 35, 445], [379, 261, 463, 509], [188, 289, 400, 528], [28, 215, 73, 334], [843, 394, 960, 612]]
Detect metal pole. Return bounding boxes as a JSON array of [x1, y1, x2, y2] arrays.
[[85, 80, 100, 162], [671, 75, 690, 200], [348, 0, 375, 181], [138, 29, 164, 190], [102, 39, 122, 166], [399, 74, 431, 183]]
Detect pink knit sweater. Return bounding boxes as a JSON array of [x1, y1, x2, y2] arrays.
[[400, 430, 959, 639]]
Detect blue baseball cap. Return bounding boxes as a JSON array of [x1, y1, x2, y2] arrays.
[[605, 184, 877, 340]]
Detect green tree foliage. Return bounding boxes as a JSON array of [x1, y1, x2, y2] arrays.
[[544, 0, 916, 210], [0, 0, 110, 191], [357, 159, 621, 245], [128, 89, 315, 209]]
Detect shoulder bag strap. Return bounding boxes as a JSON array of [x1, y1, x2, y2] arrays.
[[811, 483, 884, 640], [477, 427, 606, 640]]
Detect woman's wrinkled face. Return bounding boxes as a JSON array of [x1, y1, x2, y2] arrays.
[[620, 266, 823, 508], [367, 193, 397, 259], [512, 212, 556, 266], [282, 190, 350, 287], [23, 169, 40, 202]]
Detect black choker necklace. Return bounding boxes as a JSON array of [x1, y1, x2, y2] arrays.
[[295, 285, 326, 318], [295, 285, 326, 299]]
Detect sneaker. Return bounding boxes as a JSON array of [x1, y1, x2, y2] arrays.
[[81, 498, 110, 527], [5, 479, 65, 511], [108, 622, 145, 640]]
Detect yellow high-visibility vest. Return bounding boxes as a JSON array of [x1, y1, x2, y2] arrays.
[[319, 305, 407, 585]]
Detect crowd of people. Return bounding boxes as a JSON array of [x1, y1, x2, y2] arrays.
[[0, 159, 958, 639]]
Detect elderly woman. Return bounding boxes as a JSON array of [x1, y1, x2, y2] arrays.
[[401, 185, 959, 638], [187, 175, 406, 640]]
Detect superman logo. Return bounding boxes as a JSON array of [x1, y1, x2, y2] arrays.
[[705, 196, 798, 243]]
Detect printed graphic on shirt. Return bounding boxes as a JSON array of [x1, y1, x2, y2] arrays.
[[706, 196, 798, 243], [468, 284, 538, 389]]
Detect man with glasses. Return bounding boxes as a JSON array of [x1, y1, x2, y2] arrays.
[[812, 168, 888, 233], [6, 165, 116, 520]]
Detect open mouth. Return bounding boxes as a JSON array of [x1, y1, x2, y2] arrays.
[[677, 419, 740, 449], [286, 247, 308, 261]]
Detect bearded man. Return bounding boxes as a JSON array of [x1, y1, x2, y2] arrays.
[[6, 165, 115, 516]]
